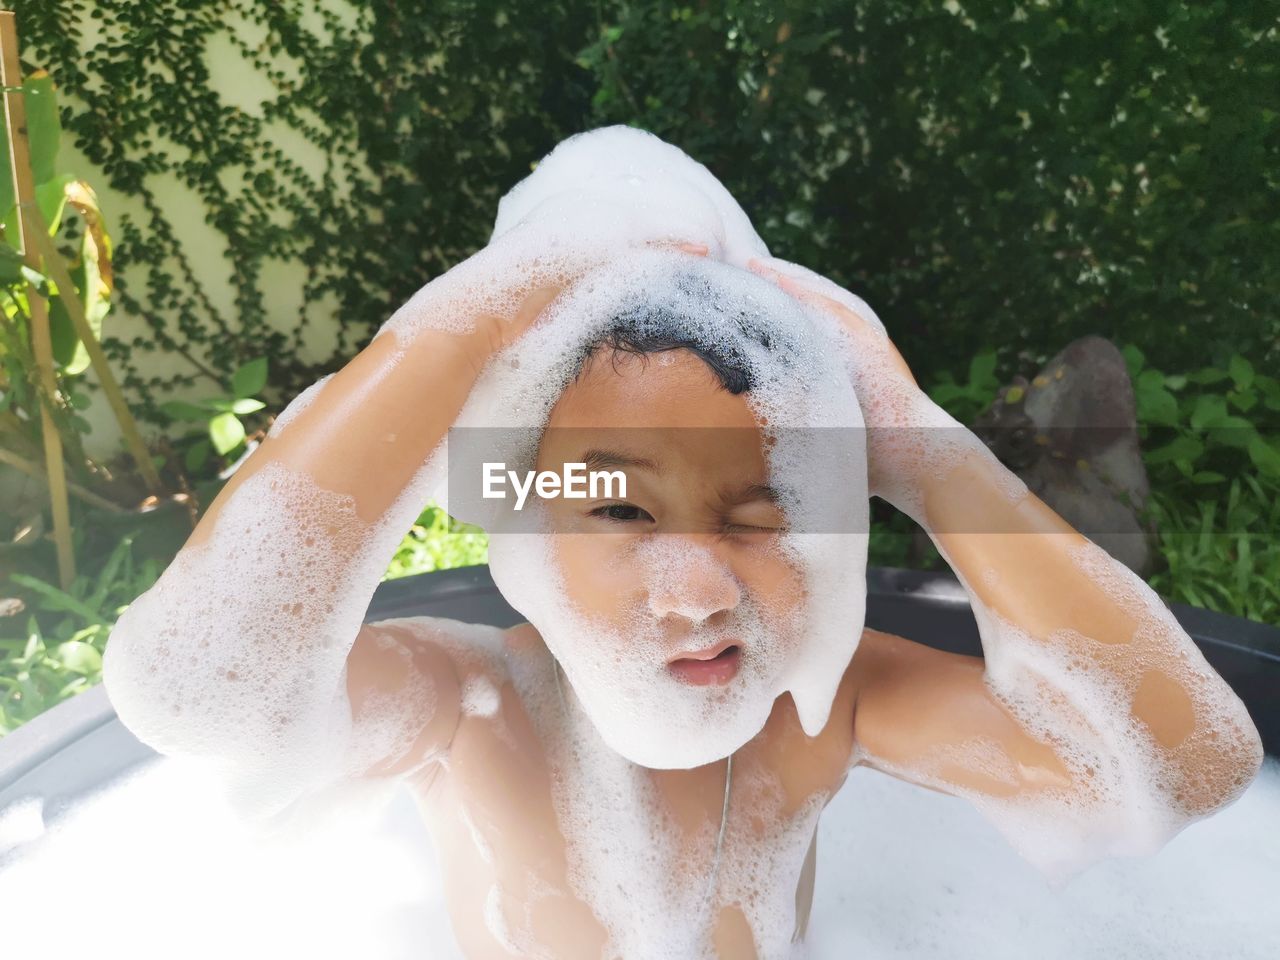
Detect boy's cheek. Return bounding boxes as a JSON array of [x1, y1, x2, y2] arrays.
[[551, 536, 644, 622]]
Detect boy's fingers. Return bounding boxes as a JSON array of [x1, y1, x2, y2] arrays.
[[750, 258, 864, 329], [749, 256, 917, 385], [645, 239, 710, 257]]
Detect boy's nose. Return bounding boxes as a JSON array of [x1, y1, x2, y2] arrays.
[[642, 537, 741, 622]]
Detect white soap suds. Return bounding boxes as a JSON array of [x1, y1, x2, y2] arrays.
[[3, 757, 1276, 960], [0, 797, 44, 857], [460, 675, 500, 719]]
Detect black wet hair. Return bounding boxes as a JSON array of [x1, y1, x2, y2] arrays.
[[572, 270, 779, 395], [576, 329, 753, 394]]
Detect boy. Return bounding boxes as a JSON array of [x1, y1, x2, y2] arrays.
[[104, 139, 1262, 959]]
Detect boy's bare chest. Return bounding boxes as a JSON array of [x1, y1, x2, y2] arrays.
[[406, 652, 856, 958]]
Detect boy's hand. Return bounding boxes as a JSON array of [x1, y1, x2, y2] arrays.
[[747, 255, 961, 505]]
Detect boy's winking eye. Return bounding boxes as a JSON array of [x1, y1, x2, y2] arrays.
[[563, 445, 788, 536]]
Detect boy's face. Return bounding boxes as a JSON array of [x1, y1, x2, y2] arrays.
[[487, 348, 813, 768], [534, 349, 806, 669]]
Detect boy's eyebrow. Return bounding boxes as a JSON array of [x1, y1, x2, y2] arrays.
[[580, 448, 660, 473]]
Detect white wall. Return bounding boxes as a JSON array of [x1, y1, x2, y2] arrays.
[[44, 3, 370, 459]]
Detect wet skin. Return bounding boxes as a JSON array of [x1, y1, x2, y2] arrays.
[[177, 252, 1261, 958]]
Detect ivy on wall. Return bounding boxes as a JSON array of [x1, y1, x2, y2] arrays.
[[10, 0, 1278, 428]]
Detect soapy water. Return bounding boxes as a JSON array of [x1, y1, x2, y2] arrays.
[[0, 757, 1276, 959], [99, 125, 1263, 954]]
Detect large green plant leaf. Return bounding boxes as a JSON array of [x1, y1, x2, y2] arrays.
[[1, 72, 65, 240], [22, 72, 60, 186]]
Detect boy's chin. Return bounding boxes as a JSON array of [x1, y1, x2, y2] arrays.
[[574, 684, 777, 771], [595, 719, 765, 771]]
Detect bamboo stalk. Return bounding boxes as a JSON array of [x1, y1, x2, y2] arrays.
[[0, 11, 74, 587], [28, 210, 165, 494]]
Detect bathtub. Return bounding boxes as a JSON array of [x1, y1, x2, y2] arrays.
[[1, 566, 1277, 958]]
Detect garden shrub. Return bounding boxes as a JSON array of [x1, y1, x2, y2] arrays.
[[9, 0, 1277, 422]]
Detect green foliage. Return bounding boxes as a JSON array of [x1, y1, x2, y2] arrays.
[[1123, 345, 1280, 503], [1124, 345, 1280, 622], [1145, 475, 1280, 622], [9, 0, 1276, 420], [384, 503, 489, 580], [0, 534, 159, 733], [161, 356, 269, 471], [926, 349, 1000, 425]]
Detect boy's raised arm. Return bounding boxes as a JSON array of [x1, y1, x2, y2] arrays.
[[751, 255, 1263, 876], [102, 245, 562, 819]]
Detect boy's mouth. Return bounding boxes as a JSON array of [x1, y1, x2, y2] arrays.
[[667, 641, 742, 686]]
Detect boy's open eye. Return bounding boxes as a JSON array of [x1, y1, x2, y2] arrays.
[[589, 503, 655, 523]]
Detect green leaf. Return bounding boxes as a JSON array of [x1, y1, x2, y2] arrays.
[[24, 72, 62, 186], [0, 73, 61, 219], [54, 640, 102, 675], [34, 174, 74, 235], [48, 292, 80, 369], [1186, 367, 1228, 385], [967, 350, 997, 387], [1190, 471, 1226, 484], [1228, 355, 1254, 390], [161, 400, 210, 421], [1227, 390, 1258, 413], [231, 397, 266, 415], [1189, 394, 1228, 430], [1248, 435, 1280, 478], [1146, 434, 1203, 465], [1206, 417, 1256, 450], [1136, 380, 1178, 426], [0, 244, 23, 284], [184, 438, 211, 473], [8, 573, 102, 622], [1121, 344, 1145, 379], [209, 412, 245, 455], [231, 357, 268, 398]]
